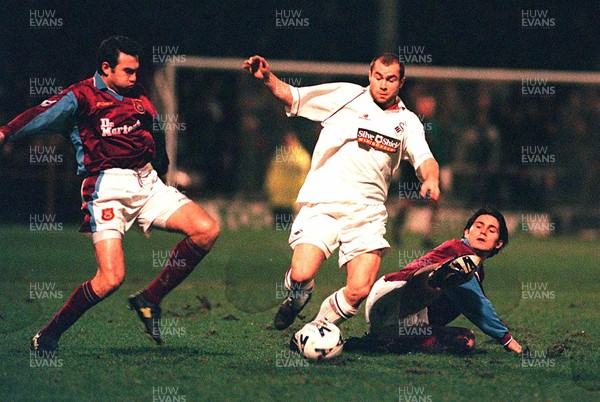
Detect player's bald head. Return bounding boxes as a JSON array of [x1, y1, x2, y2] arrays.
[[370, 53, 405, 79]]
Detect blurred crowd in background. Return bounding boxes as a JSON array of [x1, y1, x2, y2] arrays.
[[173, 71, 600, 210]]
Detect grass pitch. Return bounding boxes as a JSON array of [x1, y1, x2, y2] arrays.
[[0, 224, 598, 401]]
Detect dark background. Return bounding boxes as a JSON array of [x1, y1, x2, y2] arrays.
[[0, 0, 598, 225]]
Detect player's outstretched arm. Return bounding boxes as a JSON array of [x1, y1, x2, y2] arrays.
[[417, 157, 440, 201], [243, 55, 293, 108]]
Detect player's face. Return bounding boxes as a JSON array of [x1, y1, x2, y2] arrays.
[[101, 52, 139, 94], [464, 214, 503, 256], [369, 60, 405, 109]]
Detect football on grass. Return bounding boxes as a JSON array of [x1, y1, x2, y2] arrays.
[[291, 320, 344, 361]]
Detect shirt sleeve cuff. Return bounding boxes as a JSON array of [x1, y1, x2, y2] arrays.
[[500, 332, 513, 347], [285, 86, 300, 117]]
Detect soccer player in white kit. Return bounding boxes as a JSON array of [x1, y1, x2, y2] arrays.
[[243, 54, 440, 331]]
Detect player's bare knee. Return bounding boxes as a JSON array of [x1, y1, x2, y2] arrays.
[[189, 218, 220, 249], [344, 286, 371, 306], [105, 272, 125, 291], [289, 269, 310, 283], [199, 217, 220, 241], [289, 262, 316, 283], [92, 272, 124, 296]]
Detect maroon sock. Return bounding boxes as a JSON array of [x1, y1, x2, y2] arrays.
[[144, 237, 207, 305], [40, 281, 102, 340]]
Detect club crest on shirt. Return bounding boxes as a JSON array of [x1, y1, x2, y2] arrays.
[[356, 128, 401, 153], [101, 208, 115, 221], [132, 99, 145, 113], [395, 121, 406, 133]]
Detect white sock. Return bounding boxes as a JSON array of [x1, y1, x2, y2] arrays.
[[314, 287, 358, 326]]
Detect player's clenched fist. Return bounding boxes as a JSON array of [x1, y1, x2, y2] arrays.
[[243, 55, 270, 80], [0, 131, 5, 145], [242, 55, 292, 107]]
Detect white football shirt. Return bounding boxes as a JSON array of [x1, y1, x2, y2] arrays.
[[286, 82, 433, 204]]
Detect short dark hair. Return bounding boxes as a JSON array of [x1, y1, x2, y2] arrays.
[[97, 35, 141, 76], [463, 207, 509, 258], [370, 53, 405, 79]]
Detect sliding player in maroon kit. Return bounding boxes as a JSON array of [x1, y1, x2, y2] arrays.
[[0, 36, 219, 351], [364, 207, 523, 354]]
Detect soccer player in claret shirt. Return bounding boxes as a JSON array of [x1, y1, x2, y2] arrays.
[[243, 54, 440, 334], [0, 35, 220, 352], [363, 207, 523, 354]]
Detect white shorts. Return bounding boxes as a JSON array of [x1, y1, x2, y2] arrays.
[[288, 202, 390, 267], [80, 165, 191, 241], [365, 276, 428, 337]]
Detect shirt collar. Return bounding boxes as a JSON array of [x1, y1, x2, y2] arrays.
[[385, 97, 406, 111], [365, 87, 406, 111], [94, 71, 124, 101]]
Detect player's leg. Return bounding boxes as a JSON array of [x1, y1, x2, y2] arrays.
[[140, 201, 219, 304], [32, 234, 125, 352], [364, 276, 408, 341], [313, 203, 389, 326], [273, 243, 325, 330], [90, 237, 127, 296], [128, 201, 219, 343], [273, 204, 338, 330], [387, 253, 479, 320], [313, 250, 382, 325], [125, 173, 219, 343]]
